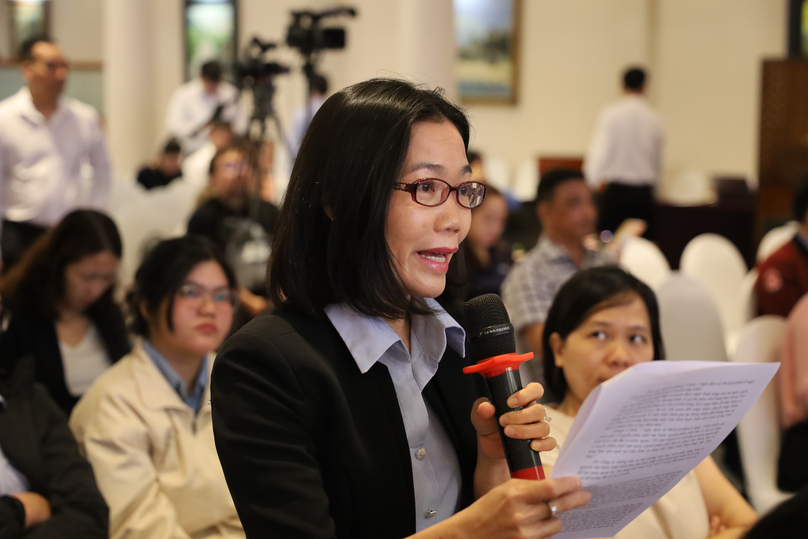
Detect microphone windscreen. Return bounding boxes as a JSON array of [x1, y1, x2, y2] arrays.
[[464, 294, 516, 359]]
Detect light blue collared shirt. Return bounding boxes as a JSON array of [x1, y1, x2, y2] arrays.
[[142, 340, 208, 413], [325, 298, 466, 532], [0, 395, 29, 495]]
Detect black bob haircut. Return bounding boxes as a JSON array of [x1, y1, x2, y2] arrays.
[[623, 67, 647, 91], [20, 35, 54, 62], [268, 78, 470, 319], [536, 167, 586, 204], [793, 172, 808, 223], [128, 235, 237, 337], [542, 266, 665, 402], [201, 60, 223, 83]]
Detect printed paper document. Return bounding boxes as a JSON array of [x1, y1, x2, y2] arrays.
[[549, 360, 778, 539]]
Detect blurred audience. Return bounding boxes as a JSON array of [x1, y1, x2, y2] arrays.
[[0, 210, 130, 414], [165, 60, 245, 155], [0, 293, 109, 539], [541, 266, 757, 538], [70, 236, 244, 539], [501, 168, 614, 383], [584, 66, 664, 240], [462, 185, 512, 299], [777, 293, 808, 492], [182, 120, 234, 190], [187, 143, 278, 322], [258, 141, 276, 204], [754, 174, 808, 318], [288, 73, 328, 162], [136, 138, 183, 190], [0, 36, 111, 271]]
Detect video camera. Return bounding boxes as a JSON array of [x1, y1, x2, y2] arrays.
[[286, 7, 357, 57], [232, 37, 290, 90]]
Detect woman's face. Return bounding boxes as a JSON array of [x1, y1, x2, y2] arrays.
[[386, 120, 472, 299], [148, 260, 234, 357], [468, 194, 508, 249], [63, 251, 120, 312], [551, 294, 654, 406]]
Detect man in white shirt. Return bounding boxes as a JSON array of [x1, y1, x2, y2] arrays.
[[165, 61, 245, 155], [584, 67, 664, 240], [0, 37, 111, 270]]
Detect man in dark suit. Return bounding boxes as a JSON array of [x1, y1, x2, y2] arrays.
[[0, 296, 108, 538]]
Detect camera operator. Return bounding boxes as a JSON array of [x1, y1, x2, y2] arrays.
[[187, 142, 278, 328], [165, 61, 247, 154]]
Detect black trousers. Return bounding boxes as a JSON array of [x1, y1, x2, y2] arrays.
[[778, 420, 808, 493], [1, 220, 47, 273], [597, 182, 656, 240]]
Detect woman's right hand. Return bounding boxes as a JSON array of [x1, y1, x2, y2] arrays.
[[441, 476, 591, 539]]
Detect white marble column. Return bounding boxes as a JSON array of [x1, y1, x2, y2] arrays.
[[103, 0, 153, 179], [397, 0, 457, 95]]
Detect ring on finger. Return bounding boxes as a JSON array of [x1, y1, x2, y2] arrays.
[[546, 499, 559, 518]]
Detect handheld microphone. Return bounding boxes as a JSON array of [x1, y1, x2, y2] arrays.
[[463, 293, 545, 480]]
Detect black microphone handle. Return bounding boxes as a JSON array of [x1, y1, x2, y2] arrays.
[[484, 368, 545, 478]]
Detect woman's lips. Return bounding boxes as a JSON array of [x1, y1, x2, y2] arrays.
[[416, 250, 455, 272], [197, 323, 217, 335]]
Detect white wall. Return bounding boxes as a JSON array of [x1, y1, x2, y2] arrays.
[[4, 0, 785, 187], [655, 0, 786, 187], [53, 0, 104, 61], [468, 0, 786, 189], [466, 0, 652, 169]]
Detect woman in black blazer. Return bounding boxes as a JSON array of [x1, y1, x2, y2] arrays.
[[0, 210, 130, 413], [211, 79, 590, 539]]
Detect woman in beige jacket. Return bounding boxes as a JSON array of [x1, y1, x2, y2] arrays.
[[70, 236, 244, 539]]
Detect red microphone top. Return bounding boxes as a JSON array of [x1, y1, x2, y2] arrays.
[[463, 352, 534, 378]]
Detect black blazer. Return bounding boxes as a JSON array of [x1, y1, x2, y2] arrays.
[[0, 302, 130, 414], [211, 305, 483, 539], [0, 356, 109, 538]]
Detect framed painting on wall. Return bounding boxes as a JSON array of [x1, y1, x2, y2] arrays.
[[454, 0, 521, 105], [9, 0, 51, 59], [184, 0, 238, 81]]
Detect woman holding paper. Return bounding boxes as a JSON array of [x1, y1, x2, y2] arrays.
[[541, 266, 757, 539], [210, 78, 591, 539]]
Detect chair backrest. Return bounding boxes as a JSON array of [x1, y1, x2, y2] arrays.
[[482, 156, 511, 193], [656, 274, 728, 362], [658, 167, 714, 205], [512, 158, 539, 202], [112, 185, 193, 289], [757, 221, 799, 262], [680, 233, 748, 335], [619, 237, 671, 291], [730, 316, 792, 514], [726, 269, 760, 360]]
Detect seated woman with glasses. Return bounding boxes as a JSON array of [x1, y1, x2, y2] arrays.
[[0, 209, 130, 414], [211, 78, 591, 539], [461, 184, 512, 300], [188, 142, 279, 323], [69, 236, 245, 539], [541, 266, 757, 539]]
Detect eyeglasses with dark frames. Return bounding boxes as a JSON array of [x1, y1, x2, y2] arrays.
[[392, 179, 486, 209]]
